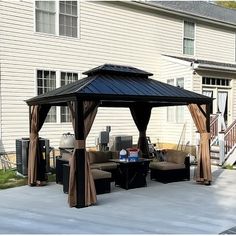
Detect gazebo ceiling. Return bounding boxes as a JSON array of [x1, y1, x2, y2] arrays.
[[26, 64, 213, 107]]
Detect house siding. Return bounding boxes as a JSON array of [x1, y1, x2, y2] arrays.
[[196, 23, 235, 63], [159, 57, 195, 146], [0, 1, 183, 151], [0, 1, 236, 152]]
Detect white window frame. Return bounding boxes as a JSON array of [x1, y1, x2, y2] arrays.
[[176, 78, 184, 123], [167, 79, 175, 123], [35, 68, 80, 124], [34, 0, 57, 35], [183, 21, 195, 56], [34, 1, 80, 39], [36, 68, 57, 123], [167, 78, 185, 124], [60, 70, 79, 123]]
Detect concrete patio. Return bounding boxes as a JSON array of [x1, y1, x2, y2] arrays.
[[0, 166, 236, 234]]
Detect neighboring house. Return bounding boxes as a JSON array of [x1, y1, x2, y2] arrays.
[[0, 1, 236, 153]]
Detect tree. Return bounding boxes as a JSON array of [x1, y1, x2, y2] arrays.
[[214, 1, 236, 9]]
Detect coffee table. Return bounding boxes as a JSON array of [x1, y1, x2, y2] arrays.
[[110, 158, 151, 190]]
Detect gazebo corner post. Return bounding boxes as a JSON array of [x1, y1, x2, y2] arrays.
[[74, 99, 86, 208], [206, 102, 212, 185], [188, 103, 212, 185], [29, 105, 32, 133], [206, 103, 211, 134]]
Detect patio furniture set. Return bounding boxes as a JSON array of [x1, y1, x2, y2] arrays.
[[56, 149, 190, 195]]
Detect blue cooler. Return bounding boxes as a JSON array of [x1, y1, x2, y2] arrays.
[[128, 148, 139, 162]]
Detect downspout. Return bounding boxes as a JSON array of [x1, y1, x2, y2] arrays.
[[190, 60, 199, 152]]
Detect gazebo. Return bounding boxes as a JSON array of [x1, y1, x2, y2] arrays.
[[26, 64, 213, 208]]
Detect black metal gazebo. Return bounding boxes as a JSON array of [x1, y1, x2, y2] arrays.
[[26, 64, 213, 208]]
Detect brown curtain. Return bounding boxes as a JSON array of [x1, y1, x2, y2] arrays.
[[130, 103, 152, 158], [68, 100, 99, 207], [188, 104, 212, 184], [28, 105, 51, 185]]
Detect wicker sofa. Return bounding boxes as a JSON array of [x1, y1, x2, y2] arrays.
[[88, 151, 118, 180], [149, 149, 190, 183]]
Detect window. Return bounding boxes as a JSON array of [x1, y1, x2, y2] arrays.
[[59, 1, 78, 37], [61, 72, 78, 122], [35, 1, 56, 34], [37, 70, 57, 122], [176, 78, 184, 123], [202, 77, 230, 86], [35, 1, 78, 38], [202, 90, 213, 114], [167, 79, 175, 122], [167, 78, 185, 123], [37, 70, 78, 123], [183, 21, 195, 55]]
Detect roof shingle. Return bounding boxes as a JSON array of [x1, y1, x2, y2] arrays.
[[145, 1, 236, 26]]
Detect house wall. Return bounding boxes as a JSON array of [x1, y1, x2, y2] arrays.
[[158, 57, 195, 148], [0, 1, 236, 152], [196, 23, 235, 63], [0, 1, 183, 151]]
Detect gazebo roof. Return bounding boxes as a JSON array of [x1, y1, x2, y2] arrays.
[[26, 64, 212, 107]]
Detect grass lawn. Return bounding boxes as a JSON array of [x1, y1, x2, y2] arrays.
[[0, 169, 56, 190]]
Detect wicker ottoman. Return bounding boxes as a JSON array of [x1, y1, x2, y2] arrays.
[[62, 165, 112, 194], [91, 169, 112, 194]]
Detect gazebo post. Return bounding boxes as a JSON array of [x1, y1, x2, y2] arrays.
[[74, 99, 86, 208], [29, 105, 32, 132], [206, 102, 211, 162], [206, 103, 211, 133]]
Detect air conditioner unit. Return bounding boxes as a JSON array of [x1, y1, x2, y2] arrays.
[[109, 135, 133, 152], [15, 138, 50, 176]]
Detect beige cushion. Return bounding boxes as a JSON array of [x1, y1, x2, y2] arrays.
[[165, 150, 187, 164], [89, 151, 112, 164], [90, 162, 118, 170], [149, 161, 185, 170], [91, 169, 112, 180]]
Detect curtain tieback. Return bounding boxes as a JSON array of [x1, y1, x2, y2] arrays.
[[30, 133, 38, 140], [200, 132, 211, 143], [74, 140, 85, 149], [139, 131, 146, 138]]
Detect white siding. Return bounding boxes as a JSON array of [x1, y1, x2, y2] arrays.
[[0, 1, 236, 152], [158, 57, 195, 146], [0, 1, 183, 151], [231, 79, 236, 121], [196, 23, 235, 63]]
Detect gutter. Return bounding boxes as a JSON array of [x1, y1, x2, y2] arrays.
[[193, 63, 236, 73], [131, 1, 236, 30]]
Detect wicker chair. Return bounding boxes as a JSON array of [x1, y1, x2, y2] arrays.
[[149, 149, 190, 183]]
